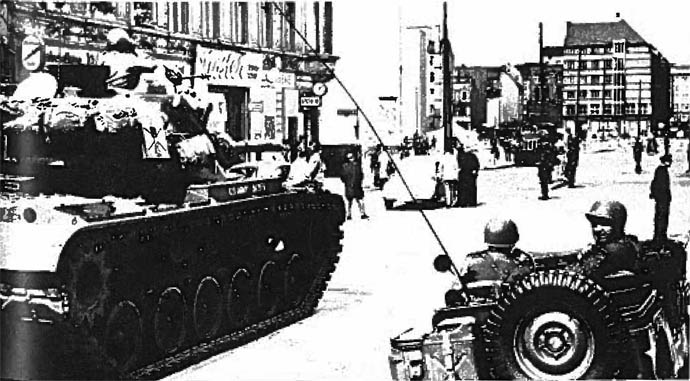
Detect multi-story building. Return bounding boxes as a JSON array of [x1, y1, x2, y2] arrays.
[[451, 78, 471, 130], [516, 59, 563, 126], [1, 1, 336, 151], [455, 65, 523, 130], [561, 18, 671, 137], [671, 64, 690, 127]]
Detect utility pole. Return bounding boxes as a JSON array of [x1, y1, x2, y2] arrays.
[[441, 1, 453, 153], [637, 80, 642, 137], [575, 49, 583, 138], [539, 22, 545, 122], [397, 4, 403, 140], [602, 63, 607, 130]]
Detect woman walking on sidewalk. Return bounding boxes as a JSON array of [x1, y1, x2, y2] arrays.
[[341, 152, 369, 220]]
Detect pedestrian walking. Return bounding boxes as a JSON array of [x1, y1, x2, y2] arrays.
[[536, 137, 554, 200], [340, 152, 369, 220], [370, 145, 381, 187], [378, 148, 390, 190], [633, 138, 644, 174], [457, 146, 480, 207], [649, 154, 672, 244], [564, 132, 580, 187]]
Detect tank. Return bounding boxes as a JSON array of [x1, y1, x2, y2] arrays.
[[0, 70, 345, 379]]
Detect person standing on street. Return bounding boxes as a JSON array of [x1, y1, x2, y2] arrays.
[[536, 136, 554, 200], [441, 149, 459, 207], [565, 130, 580, 187], [340, 152, 369, 220], [458, 146, 480, 207], [633, 137, 644, 174], [649, 154, 672, 244]]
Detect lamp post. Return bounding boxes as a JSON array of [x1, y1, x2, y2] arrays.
[[441, 2, 453, 153]]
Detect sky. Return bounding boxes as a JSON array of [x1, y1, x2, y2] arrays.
[[329, 0, 690, 112]]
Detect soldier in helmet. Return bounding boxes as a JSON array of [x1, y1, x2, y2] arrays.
[[460, 218, 534, 288], [571, 200, 640, 281]]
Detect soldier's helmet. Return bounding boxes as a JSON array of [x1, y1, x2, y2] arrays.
[[484, 218, 520, 248], [585, 200, 627, 233]]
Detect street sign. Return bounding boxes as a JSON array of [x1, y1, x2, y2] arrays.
[[21, 35, 44, 72], [337, 109, 358, 116], [248, 101, 264, 112], [299, 96, 321, 107]]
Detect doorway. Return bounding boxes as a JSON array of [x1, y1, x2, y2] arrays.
[[208, 86, 249, 141]]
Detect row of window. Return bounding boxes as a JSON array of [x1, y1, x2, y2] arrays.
[[564, 58, 626, 71], [563, 73, 633, 86], [674, 104, 690, 112], [564, 89, 638, 100], [562, 42, 625, 56], [19, 1, 333, 54], [565, 103, 649, 116]]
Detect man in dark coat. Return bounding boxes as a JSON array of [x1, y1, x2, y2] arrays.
[[341, 152, 369, 220], [650, 154, 672, 243], [633, 137, 644, 174], [536, 137, 554, 200], [457, 145, 480, 207]]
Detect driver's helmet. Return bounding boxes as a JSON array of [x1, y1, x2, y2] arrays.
[[484, 218, 519, 248], [585, 200, 627, 234]]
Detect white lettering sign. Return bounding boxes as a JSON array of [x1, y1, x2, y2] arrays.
[[196, 46, 295, 88]]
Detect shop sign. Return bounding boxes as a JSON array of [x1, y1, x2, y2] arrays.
[[21, 35, 45, 71], [299, 96, 321, 107], [196, 46, 295, 88], [248, 101, 264, 112]]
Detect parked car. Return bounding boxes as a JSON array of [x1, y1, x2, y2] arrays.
[[382, 155, 443, 209]]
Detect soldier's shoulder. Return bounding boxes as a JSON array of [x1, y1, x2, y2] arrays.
[[466, 250, 489, 258]]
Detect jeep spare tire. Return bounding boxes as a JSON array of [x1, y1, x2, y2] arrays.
[[484, 270, 624, 380]]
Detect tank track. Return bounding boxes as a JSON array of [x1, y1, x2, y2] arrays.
[[51, 191, 344, 380]]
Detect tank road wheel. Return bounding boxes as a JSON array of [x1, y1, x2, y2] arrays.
[[153, 287, 187, 353], [193, 276, 223, 340], [226, 269, 252, 329], [258, 261, 283, 316], [284, 254, 307, 307], [104, 301, 143, 371], [484, 270, 623, 380]]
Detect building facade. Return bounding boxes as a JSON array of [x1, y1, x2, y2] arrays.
[[516, 60, 563, 126], [671, 64, 690, 127], [454, 65, 523, 131], [1, 1, 336, 149], [561, 18, 671, 137]]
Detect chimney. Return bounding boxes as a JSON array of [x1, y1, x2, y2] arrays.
[[615, 12, 621, 18]]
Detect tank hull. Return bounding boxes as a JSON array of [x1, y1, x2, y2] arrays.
[[1, 190, 345, 379]]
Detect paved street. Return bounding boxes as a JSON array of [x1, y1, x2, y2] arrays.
[[167, 141, 690, 381]]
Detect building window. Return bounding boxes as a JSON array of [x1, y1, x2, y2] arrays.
[[577, 105, 587, 115], [566, 61, 575, 70], [591, 76, 600, 85], [590, 104, 600, 115], [614, 105, 622, 115], [604, 90, 612, 99], [604, 75, 612, 84], [579, 90, 588, 99], [604, 60, 612, 70], [212, 2, 220, 39], [614, 74, 624, 86], [285, 2, 296, 50], [640, 104, 649, 114], [566, 91, 576, 99], [591, 90, 601, 99], [614, 42, 625, 53], [238, 2, 249, 44], [566, 105, 576, 115], [616, 58, 625, 70], [625, 103, 636, 114], [604, 104, 612, 115], [591, 60, 599, 70]]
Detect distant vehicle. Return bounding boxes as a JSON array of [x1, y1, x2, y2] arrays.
[[382, 155, 443, 209], [227, 160, 291, 181]]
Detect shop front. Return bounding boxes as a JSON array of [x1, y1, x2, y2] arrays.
[[195, 45, 302, 160]]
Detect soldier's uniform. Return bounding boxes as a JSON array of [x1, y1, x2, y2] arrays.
[[461, 248, 534, 284], [569, 200, 641, 282], [459, 219, 534, 297]]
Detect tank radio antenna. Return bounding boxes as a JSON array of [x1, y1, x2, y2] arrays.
[[273, 4, 462, 280]]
